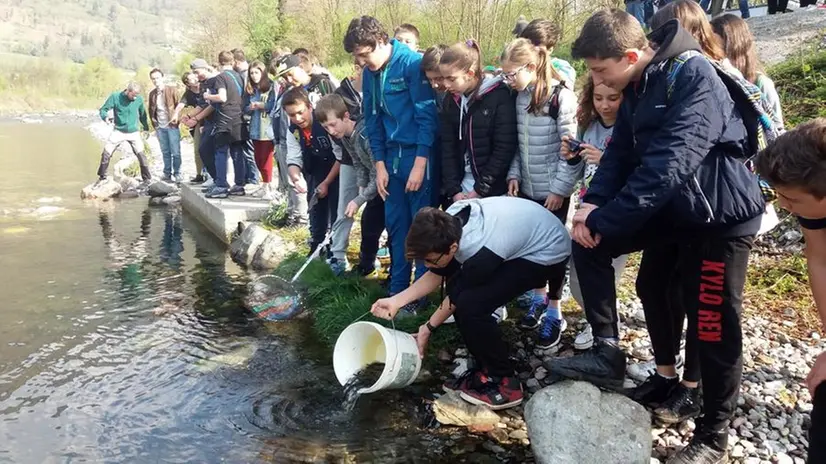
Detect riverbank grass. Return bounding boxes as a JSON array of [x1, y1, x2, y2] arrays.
[[268, 228, 460, 363]]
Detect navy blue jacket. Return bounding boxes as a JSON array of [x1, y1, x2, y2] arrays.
[[584, 21, 763, 238]]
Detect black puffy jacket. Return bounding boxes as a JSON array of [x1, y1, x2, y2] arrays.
[[440, 78, 518, 199], [583, 21, 764, 239]]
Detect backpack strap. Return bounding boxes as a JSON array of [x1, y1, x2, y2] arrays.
[[548, 84, 564, 120], [223, 70, 243, 96], [666, 50, 703, 100]]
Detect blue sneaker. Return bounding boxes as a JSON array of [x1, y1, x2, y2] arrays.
[[329, 258, 348, 276], [205, 187, 229, 199], [537, 313, 568, 350], [519, 296, 546, 330], [516, 290, 534, 308]]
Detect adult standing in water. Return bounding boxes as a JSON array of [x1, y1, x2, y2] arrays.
[[95, 81, 152, 184]]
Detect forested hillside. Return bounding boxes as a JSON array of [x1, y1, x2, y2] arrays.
[[0, 0, 196, 70]]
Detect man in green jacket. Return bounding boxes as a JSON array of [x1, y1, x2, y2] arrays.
[[96, 81, 152, 182]]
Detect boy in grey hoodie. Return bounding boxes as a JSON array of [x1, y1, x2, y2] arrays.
[[316, 94, 383, 276], [371, 197, 570, 410]]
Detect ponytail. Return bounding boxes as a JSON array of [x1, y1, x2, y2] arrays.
[[502, 38, 563, 115], [440, 39, 483, 86]]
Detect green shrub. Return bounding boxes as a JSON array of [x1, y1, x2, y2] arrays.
[[770, 49, 826, 127]]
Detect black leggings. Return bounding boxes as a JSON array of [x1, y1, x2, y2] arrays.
[[637, 245, 701, 383], [573, 231, 753, 432], [450, 258, 567, 377], [519, 194, 571, 300], [810, 382, 826, 464]]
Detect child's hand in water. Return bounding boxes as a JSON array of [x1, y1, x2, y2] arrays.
[[371, 298, 400, 320]]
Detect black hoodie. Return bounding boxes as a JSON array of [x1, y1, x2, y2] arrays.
[[583, 20, 764, 239]]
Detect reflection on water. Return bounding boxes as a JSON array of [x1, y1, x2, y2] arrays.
[[0, 124, 475, 463]]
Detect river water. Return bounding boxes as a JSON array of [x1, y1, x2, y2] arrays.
[[0, 123, 465, 463]]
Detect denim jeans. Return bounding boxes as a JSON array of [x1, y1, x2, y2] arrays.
[[213, 139, 244, 189], [626, 1, 646, 27], [157, 127, 182, 177], [699, 0, 711, 11], [739, 0, 750, 18]]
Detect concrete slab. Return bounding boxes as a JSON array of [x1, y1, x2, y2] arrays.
[[180, 183, 271, 244]]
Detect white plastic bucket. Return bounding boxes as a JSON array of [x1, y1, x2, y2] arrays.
[[333, 321, 422, 395]]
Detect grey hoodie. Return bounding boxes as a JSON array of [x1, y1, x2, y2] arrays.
[[447, 197, 570, 276], [340, 118, 378, 207]]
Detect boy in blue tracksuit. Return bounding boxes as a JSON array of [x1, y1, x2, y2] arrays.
[[344, 16, 439, 311]]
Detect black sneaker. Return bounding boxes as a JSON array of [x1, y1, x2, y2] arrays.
[[229, 185, 246, 196], [537, 315, 567, 350], [654, 384, 701, 425], [545, 339, 626, 391], [627, 374, 679, 408], [443, 368, 481, 393], [666, 429, 728, 464], [190, 174, 206, 184]]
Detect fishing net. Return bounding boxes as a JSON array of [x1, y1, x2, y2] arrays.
[[245, 275, 303, 321]]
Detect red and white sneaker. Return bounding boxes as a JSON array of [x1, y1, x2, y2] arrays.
[[459, 374, 523, 410], [443, 368, 481, 393]]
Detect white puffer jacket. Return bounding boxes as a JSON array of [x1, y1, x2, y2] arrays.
[[507, 81, 581, 201]]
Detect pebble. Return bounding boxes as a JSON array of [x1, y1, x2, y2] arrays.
[[525, 378, 541, 393], [731, 445, 745, 458], [487, 428, 509, 444], [482, 441, 506, 454], [775, 452, 793, 464], [534, 366, 547, 380], [509, 429, 528, 440]]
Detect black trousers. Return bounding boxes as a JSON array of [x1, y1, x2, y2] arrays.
[[799, 0, 817, 6], [450, 258, 568, 377], [519, 194, 571, 300], [810, 382, 826, 464], [574, 231, 753, 432], [359, 195, 385, 271], [767, 0, 788, 14], [637, 245, 701, 383], [306, 172, 339, 254]]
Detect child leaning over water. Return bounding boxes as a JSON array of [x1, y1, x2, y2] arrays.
[[563, 74, 629, 351], [500, 38, 582, 351]]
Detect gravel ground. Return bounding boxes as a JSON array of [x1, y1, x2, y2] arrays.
[[749, 7, 826, 65]]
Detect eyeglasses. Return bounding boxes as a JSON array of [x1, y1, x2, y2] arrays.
[[424, 251, 446, 266], [502, 64, 527, 82]]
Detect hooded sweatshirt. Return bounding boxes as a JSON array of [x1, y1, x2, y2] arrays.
[[362, 39, 438, 163], [440, 76, 518, 198], [583, 20, 763, 239], [340, 118, 378, 207], [438, 197, 570, 286]]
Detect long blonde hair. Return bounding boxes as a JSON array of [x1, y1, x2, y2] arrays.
[[501, 38, 563, 115]]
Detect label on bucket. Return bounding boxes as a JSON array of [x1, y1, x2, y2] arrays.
[[387, 352, 418, 389]]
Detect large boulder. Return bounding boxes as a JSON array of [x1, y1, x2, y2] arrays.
[[432, 391, 500, 428], [148, 181, 178, 198], [80, 179, 122, 200], [230, 224, 296, 269], [524, 381, 651, 464]]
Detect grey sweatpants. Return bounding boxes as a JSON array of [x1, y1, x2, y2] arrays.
[[331, 164, 358, 261]]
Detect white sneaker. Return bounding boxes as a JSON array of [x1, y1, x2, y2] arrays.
[[250, 186, 267, 198], [201, 178, 214, 189], [627, 354, 684, 383], [493, 306, 508, 323], [574, 323, 593, 350]]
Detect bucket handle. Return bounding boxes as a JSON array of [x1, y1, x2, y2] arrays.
[[351, 310, 402, 383]]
